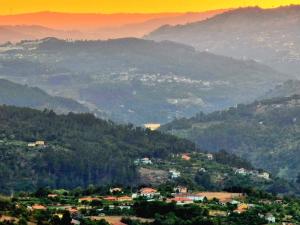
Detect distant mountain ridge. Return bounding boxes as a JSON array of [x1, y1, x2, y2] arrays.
[[0, 37, 288, 124], [0, 10, 227, 42], [0, 25, 81, 43], [0, 78, 92, 115], [146, 5, 300, 75]]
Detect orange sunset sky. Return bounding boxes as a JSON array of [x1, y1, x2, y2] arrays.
[[1, 0, 300, 14]]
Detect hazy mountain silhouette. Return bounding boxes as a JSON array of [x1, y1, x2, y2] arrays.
[[0, 38, 288, 124], [0, 10, 227, 42], [147, 5, 300, 75]]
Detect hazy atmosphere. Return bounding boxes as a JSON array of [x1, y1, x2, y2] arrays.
[[0, 1, 300, 225]]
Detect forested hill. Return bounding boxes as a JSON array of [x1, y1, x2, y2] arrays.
[[0, 105, 195, 193], [0, 78, 91, 115], [161, 95, 300, 181]]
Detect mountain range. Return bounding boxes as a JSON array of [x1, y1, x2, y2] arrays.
[[146, 5, 300, 76], [0, 25, 81, 44], [0, 37, 288, 124], [0, 10, 227, 43]]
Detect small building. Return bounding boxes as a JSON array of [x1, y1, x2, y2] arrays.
[[110, 187, 123, 193], [169, 169, 181, 179], [139, 188, 160, 199], [233, 203, 249, 214], [235, 168, 248, 176], [134, 157, 152, 165], [28, 141, 46, 147], [265, 213, 276, 223], [230, 200, 240, 205], [103, 196, 117, 201], [78, 197, 100, 203], [35, 141, 45, 146], [31, 204, 46, 211], [48, 194, 58, 198], [28, 143, 36, 147], [174, 186, 188, 194], [141, 157, 152, 164], [258, 172, 270, 180], [207, 154, 214, 160], [199, 168, 207, 172], [117, 196, 133, 202], [181, 154, 191, 161], [167, 197, 194, 205]]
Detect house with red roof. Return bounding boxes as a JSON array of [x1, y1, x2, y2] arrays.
[[139, 187, 160, 199]]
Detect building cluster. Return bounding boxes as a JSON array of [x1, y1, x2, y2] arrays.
[[12, 185, 297, 225], [235, 168, 270, 180]]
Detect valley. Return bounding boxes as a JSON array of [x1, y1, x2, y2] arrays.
[[0, 38, 288, 124]]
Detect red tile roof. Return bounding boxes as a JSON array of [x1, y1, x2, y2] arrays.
[[140, 188, 157, 194]]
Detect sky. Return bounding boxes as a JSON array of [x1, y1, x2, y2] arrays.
[[1, 0, 300, 14]]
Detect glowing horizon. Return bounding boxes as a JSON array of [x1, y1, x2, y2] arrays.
[[1, 0, 300, 15]]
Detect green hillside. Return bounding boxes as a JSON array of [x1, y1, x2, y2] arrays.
[[0, 105, 296, 195], [161, 95, 300, 181], [0, 78, 90, 114], [0, 105, 195, 193]]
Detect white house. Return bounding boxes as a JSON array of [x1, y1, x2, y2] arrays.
[[169, 169, 181, 179], [207, 154, 214, 160], [265, 213, 276, 223], [235, 168, 248, 176], [258, 172, 270, 180], [134, 157, 153, 165]]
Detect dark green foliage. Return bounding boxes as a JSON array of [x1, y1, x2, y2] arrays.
[[60, 211, 72, 225], [17, 217, 27, 225], [226, 210, 266, 225], [0, 105, 195, 193], [195, 171, 213, 190], [214, 150, 253, 170], [34, 188, 50, 198], [133, 201, 208, 219], [162, 95, 300, 181]]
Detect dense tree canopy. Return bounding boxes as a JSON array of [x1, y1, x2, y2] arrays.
[[0, 105, 195, 193]]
